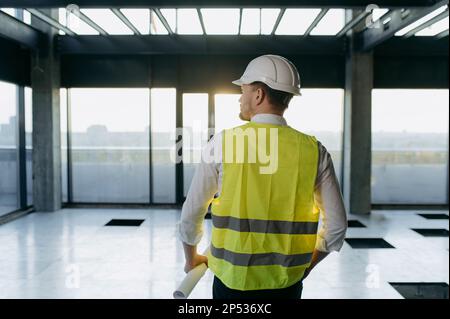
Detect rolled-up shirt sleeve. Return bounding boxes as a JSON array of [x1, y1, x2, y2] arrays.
[[314, 142, 348, 253], [176, 135, 219, 246]]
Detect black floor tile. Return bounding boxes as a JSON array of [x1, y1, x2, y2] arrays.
[[418, 213, 449, 220], [390, 282, 449, 299], [105, 219, 145, 227], [348, 220, 366, 228], [411, 228, 449, 237], [345, 238, 395, 249]]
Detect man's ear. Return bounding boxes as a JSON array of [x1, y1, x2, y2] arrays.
[[255, 87, 265, 106]]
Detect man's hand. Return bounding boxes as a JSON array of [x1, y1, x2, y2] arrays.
[[184, 254, 208, 273]]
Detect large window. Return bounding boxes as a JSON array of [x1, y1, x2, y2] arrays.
[[61, 88, 178, 204], [0, 81, 18, 216], [69, 88, 150, 203], [182, 93, 209, 197], [150, 88, 176, 203], [214, 94, 246, 133], [372, 89, 449, 204], [284, 89, 344, 184]]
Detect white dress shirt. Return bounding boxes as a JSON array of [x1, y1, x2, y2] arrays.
[[176, 113, 347, 253]]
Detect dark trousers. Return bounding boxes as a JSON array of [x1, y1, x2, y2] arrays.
[[212, 276, 303, 299]]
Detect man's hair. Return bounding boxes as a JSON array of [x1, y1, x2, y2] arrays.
[[250, 81, 294, 111]]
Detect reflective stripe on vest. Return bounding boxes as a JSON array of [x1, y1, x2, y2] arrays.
[[210, 244, 313, 267], [208, 122, 319, 291], [212, 214, 319, 235]]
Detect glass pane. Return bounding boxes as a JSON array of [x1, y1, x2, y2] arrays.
[[284, 89, 344, 184], [261, 9, 280, 35], [59, 8, 99, 35], [80, 8, 133, 35], [275, 9, 321, 35], [58, 8, 66, 35], [372, 89, 449, 204], [151, 88, 176, 203], [25, 87, 33, 206], [396, 5, 447, 36], [182, 94, 209, 197], [60, 89, 68, 203], [214, 94, 246, 133], [150, 10, 169, 34], [0, 8, 16, 17], [70, 88, 150, 203], [415, 16, 449, 36], [201, 9, 240, 34], [0, 81, 18, 216], [310, 9, 345, 36], [161, 9, 176, 32], [121, 8, 150, 34], [23, 10, 31, 24], [241, 9, 260, 35], [177, 9, 203, 35]]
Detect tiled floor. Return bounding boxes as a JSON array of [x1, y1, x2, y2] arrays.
[[0, 208, 448, 299]]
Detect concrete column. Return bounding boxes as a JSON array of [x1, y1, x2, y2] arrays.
[[342, 10, 373, 215], [31, 9, 62, 212]]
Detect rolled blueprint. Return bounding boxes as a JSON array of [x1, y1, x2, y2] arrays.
[[173, 248, 210, 299]]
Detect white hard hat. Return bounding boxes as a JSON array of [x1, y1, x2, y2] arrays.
[[232, 54, 301, 96]]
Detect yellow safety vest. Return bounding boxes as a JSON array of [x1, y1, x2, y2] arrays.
[[207, 121, 320, 291]]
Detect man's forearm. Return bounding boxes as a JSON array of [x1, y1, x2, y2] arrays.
[[182, 241, 209, 273], [183, 242, 198, 263]]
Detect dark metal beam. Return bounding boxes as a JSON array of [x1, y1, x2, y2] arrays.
[[16, 86, 27, 209], [404, 8, 448, 37], [60, 55, 345, 88], [374, 55, 449, 88], [197, 8, 206, 35], [57, 35, 346, 55], [305, 8, 329, 36], [356, 0, 449, 51], [111, 8, 140, 35], [337, 10, 371, 36], [56, 34, 448, 56], [175, 61, 183, 205], [0, 37, 31, 85], [0, 1, 440, 8], [0, 10, 41, 49], [59, 49, 448, 90], [238, 8, 242, 35], [271, 8, 285, 35], [26, 8, 76, 35], [153, 8, 173, 34], [375, 34, 448, 55]]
